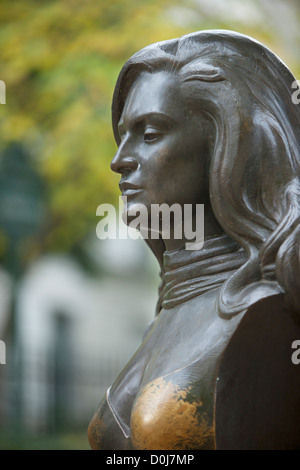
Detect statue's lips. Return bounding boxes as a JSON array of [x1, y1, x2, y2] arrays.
[[119, 182, 143, 196]]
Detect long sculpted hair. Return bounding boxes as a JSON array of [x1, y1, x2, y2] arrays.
[[112, 30, 300, 319]]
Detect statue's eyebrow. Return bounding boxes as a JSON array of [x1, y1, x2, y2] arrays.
[[118, 112, 177, 136]]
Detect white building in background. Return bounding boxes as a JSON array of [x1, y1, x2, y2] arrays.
[[1, 233, 159, 433]]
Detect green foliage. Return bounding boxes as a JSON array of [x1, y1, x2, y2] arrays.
[[0, 430, 90, 450], [0, 0, 298, 254], [0, 0, 190, 252]]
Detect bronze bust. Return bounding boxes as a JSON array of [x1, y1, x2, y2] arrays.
[[88, 30, 300, 450]]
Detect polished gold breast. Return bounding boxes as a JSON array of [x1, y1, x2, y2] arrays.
[[130, 375, 215, 450]]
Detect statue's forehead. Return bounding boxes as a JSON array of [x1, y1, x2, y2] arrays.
[[120, 71, 184, 125]]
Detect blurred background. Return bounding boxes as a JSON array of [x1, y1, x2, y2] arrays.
[[0, 0, 299, 450]]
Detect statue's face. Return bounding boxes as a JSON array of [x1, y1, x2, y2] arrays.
[[111, 71, 212, 226]]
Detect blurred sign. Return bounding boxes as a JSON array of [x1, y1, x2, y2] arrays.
[[0, 142, 45, 244], [0, 143, 46, 431]]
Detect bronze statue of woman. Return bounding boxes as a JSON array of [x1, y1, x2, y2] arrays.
[[88, 30, 300, 450]]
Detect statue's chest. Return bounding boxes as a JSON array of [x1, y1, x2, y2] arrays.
[[108, 291, 242, 449], [141, 291, 239, 382]]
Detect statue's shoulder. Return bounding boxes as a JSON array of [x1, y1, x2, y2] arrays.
[[215, 294, 300, 450]]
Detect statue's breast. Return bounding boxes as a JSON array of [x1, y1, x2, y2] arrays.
[[116, 291, 242, 450], [130, 359, 217, 450], [89, 290, 243, 450]]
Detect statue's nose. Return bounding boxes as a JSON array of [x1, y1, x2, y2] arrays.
[[110, 140, 139, 174]]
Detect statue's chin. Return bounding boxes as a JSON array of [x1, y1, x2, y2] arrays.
[[122, 210, 163, 240], [121, 201, 150, 226]]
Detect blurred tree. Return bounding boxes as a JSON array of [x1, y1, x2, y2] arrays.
[[168, 0, 300, 75], [0, 0, 298, 256], [0, 0, 190, 254]]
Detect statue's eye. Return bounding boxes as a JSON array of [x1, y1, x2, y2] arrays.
[[144, 129, 161, 143]]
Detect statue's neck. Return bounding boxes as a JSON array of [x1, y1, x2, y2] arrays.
[[160, 234, 247, 310], [162, 205, 224, 252]]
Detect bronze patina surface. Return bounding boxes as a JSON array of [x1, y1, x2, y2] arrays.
[[88, 30, 300, 450]]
